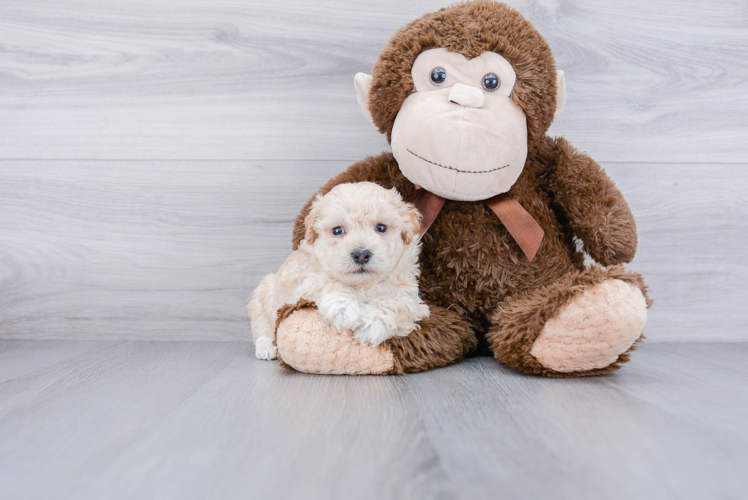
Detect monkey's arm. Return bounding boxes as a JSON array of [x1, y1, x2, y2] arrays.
[[541, 137, 637, 265], [292, 153, 411, 249]]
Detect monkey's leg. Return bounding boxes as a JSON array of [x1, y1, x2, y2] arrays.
[[274, 302, 476, 375], [487, 265, 651, 377]]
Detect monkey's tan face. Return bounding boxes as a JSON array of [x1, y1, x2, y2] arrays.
[[390, 48, 528, 201]]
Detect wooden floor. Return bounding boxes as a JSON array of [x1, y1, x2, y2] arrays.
[[1, 340, 746, 500]]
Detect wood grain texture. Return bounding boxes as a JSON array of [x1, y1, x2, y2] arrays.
[[0, 0, 746, 162], [0, 340, 746, 499], [1, 160, 746, 342], [403, 346, 748, 499], [0, 160, 345, 341], [0, 340, 453, 500], [1, 1, 746, 342], [608, 164, 748, 341]]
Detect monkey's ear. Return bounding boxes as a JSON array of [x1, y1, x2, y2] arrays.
[[554, 70, 566, 122], [354, 72, 374, 124]]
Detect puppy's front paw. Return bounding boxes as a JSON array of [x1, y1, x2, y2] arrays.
[[354, 317, 390, 346], [317, 294, 362, 332], [254, 336, 278, 360]]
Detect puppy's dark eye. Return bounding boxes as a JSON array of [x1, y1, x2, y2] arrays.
[[482, 73, 500, 92], [375, 224, 387, 233], [430, 67, 447, 86], [332, 226, 344, 236]]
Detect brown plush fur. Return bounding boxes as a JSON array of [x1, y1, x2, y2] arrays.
[[385, 305, 477, 374], [488, 264, 652, 377], [285, 1, 649, 377]]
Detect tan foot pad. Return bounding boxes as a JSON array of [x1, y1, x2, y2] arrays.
[[530, 279, 648, 373], [276, 308, 395, 375]]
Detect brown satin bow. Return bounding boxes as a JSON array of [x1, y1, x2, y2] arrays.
[[414, 190, 544, 262]]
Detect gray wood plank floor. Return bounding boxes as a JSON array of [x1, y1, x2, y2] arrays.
[[0, 340, 746, 500]]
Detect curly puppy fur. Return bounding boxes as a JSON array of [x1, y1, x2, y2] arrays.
[[250, 182, 428, 359], [284, 1, 650, 377]]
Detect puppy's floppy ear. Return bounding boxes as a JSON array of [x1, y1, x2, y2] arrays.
[[304, 212, 318, 245], [304, 195, 323, 245], [401, 203, 423, 245]]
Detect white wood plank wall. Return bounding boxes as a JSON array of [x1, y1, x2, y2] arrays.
[[1, 0, 746, 341]]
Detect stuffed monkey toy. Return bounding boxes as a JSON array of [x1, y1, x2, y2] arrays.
[[271, 0, 651, 377]]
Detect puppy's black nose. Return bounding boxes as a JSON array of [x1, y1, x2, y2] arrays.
[[351, 249, 372, 265]]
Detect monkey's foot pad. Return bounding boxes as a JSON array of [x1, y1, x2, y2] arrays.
[[531, 279, 648, 373], [276, 308, 395, 374]]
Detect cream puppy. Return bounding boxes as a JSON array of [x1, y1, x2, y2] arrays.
[[248, 182, 430, 360]]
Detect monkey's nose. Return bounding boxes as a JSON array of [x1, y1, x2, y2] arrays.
[[351, 249, 372, 265], [449, 83, 485, 108]]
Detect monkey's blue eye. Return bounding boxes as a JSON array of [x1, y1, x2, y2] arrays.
[[482, 73, 500, 92], [376, 224, 387, 233], [332, 226, 344, 236], [430, 67, 447, 86]]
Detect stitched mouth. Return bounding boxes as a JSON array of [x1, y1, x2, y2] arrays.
[[407, 149, 509, 174]]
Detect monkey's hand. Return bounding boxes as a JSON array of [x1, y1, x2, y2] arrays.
[[542, 137, 637, 265]]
